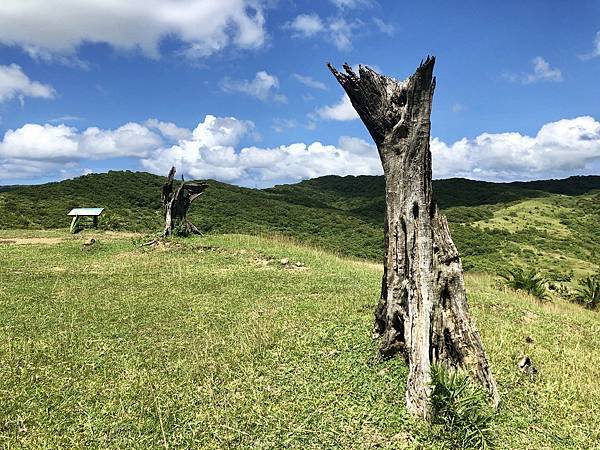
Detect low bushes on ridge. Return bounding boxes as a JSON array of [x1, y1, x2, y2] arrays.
[[501, 267, 548, 300], [571, 273, 600, 310]]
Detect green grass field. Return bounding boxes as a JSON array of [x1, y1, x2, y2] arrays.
[[1, 231, 599, 448], [466, 193, 599, 280]]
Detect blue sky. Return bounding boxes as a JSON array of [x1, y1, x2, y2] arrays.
[[0, 0, 599, 186]]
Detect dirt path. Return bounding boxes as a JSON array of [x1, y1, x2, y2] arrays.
[[0, 237, 64, 245], [0, 231, 141, 245]]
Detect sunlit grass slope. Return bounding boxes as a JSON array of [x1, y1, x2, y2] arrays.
[[465, 192, 599, 279], [0, 231, 599, 448]]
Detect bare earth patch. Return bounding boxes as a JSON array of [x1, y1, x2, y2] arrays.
[[100, 231, 141, 238], [0, 231, 141, 246], [0, 237, 64, 245]]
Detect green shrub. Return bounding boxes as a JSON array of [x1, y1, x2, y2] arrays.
[[429, 365, 495, 449], [501, 268, 548, 300], [101, 212, 126, 230], [571, 273, 600, 310], [547, 269, 573, 283], [172, 221, 192, 237], [548, 282, 570, 298]]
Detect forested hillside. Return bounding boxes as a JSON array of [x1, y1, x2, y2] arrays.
[[1, 172, 598, 277]]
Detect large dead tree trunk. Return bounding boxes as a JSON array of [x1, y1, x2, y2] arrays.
[[161, 166, 208, 237], [328, 57, 499, 416]]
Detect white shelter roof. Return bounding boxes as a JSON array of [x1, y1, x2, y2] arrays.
[[67, 208, 104, 216]]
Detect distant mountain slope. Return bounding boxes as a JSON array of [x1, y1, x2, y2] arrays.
[[266, 174, 600, 220], [0, 171, 598, 276], [0, 185, 20, 193], [508, 176, 600, 196]]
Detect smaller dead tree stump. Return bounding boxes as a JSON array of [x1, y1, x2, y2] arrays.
[[161, 166, 208, 237]]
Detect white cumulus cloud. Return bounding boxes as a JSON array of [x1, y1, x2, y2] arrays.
[[190, 115, 253, 147], [286, 14, 324, 37], [2, 115, 600, 186], [579, 31, 600, 60], [0, 124, 79, 161], [0, 64, 55, 103], [221, 71, 287, 103], [285, 14, 362, 51], [142, 115, 255, 182], [373, 18, 395, 36], [0, 118, 189, 180], [271, 118, 297, 133], [316, 94, 359, 121], [330, 0, 373, 8], [505, 56, 563, 84], [142, 117, 381, 186], [328, 17, 358, 51], [0, 122, 163, 162], [292, 74, 327, 90], [79, 123, 163, 159], [431, 116, 600, 180], [145, 119, 192, 141], [0, 0, 267, 61]]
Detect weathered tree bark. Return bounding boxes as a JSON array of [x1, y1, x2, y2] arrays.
[[328, 57, 499, 416], [161, 166, 208, 237]]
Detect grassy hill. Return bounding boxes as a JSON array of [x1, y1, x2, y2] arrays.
[[1, 173, 598, 446], [0, 171, 598, 279], [0, 231, 598, 448]]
